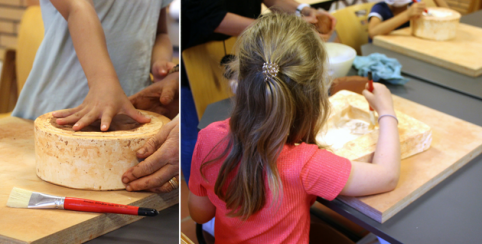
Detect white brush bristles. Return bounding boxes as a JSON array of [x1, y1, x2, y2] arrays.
[[6, 187, 33, 208]]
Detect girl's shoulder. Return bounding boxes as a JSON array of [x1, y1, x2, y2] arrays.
[[199, 119, 230, 139], [196, 119, 231, 152]]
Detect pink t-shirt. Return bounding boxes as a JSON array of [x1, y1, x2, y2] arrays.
[[189, 119, 352, 244]]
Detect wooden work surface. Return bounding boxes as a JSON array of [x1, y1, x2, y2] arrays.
[[373, 23, 482, 77], [337, 94, 482, 223], [0, 117, 179, 244]]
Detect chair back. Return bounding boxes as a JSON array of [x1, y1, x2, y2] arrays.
[[182, 37, 236, 120], [332, 2, 376, 55], [445, 0, 481, 14], [0, 6, 44, 114], [16, 5, 44, 95]]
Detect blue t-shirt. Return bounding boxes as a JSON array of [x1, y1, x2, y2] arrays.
[[368, 2, 411, 42]]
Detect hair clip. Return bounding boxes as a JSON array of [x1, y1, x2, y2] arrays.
[[262, 62, 279, 81]]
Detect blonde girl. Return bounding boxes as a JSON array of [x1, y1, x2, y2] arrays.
[[189, 13, 400, 243]]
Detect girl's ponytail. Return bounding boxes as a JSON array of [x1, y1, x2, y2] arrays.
[[201, 13, 330, 219]]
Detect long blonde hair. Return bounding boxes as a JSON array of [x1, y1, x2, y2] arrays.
[[201, 13, 331, 220]]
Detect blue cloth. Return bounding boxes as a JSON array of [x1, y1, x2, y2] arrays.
[[353, 53, 409, 85]]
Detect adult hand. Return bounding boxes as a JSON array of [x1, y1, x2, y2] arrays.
[[302, 8, 337, 41], [53, 78, 151, 131], [129, 72, 179, 119], [152, 60, 177, 82], [407, 2, 426, 19], [122, 116, 179, 193]]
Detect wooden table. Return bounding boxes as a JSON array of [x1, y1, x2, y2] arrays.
[[318, 11, 482, 244], [365, 11, 482, 100], [0, 117, 179, 244]]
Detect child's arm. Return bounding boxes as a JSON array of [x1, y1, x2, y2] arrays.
[[340, 83, 401, 196], [188, 192, 216, 224], [151, 8, 176, 82], [50, 0, 150, 131], [368, 2, 426, 39]]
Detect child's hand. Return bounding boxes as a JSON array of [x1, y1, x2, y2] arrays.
[[129, 72, 179, 119], [407, 2, 426, 19], [301, 8, 337, 42], [53, 80, 151, 131], [152, 60, 177, 82], [362, 83, 395, 115]]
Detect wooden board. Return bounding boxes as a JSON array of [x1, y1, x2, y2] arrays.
[[318, 91, 432, 162], [337, 94, 482, 223], [373, 23, 482, 77], [0, 117, 179, 244]]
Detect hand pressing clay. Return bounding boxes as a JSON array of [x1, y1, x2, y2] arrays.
[[34, 110, 170, 190]]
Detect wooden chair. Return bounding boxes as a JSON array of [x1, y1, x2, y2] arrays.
[[182, 37, 236, 120], [446, 0, 481, 14], [332, 2, 376, 55], [0, 6, 44, 117]]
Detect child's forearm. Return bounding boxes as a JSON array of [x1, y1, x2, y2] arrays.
[[368, 11, 410, 38], [372, 112, 401, 189], [151, 34, 173, 67], [52, 0, 119, 88], [151, 8, 173, 68]]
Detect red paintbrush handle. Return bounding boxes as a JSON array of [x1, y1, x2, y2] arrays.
[[368, 80, 374, 111], [412, 0, 428, 13], [64, 197, 158, 216]]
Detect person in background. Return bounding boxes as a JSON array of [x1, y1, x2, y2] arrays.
[[181, 0, 337, 185], [188, 13, 401, 243], [11, 0, 178, 192], [368, 0, 450, 39]]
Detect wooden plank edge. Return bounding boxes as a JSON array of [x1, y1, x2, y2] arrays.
[[372, 38, 479, 77], [0, 235, 28, 244], [337, 196, 383, 223], [339, 141, 482, 224], [28, 190, 178, 244], [381, 143, 482, 223]]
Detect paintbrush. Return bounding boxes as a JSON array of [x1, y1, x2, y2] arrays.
[[6, 187, 158, 216], [412, 0, 431, 15], [367, 72, 376, 126]]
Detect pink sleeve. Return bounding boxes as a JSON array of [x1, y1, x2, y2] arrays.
[[300, 150, 351, 200], [188, 130, 208, 197]]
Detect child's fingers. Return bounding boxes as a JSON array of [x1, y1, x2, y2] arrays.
[[362, 89, 375, 102], [72, 111, 99, 131], [52, 107, 81, 118], [100, 108, 116, 131], [153, 61, 176, 78], [55, 109, 85, 125], [124, 107, 151, 124]]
